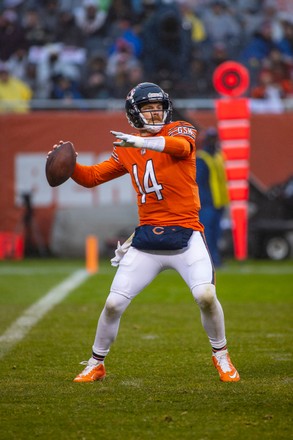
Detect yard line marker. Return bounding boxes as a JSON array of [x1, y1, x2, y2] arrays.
[[0, 269, 89, 359]]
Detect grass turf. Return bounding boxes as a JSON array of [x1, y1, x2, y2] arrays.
[[0, 258, 292, 440]]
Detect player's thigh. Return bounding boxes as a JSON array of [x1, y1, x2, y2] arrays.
[[110, 246, 161, 300], [175, 231, 214, 289]]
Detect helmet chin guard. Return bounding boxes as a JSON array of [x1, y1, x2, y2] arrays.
[[125, 82, 173, 131]]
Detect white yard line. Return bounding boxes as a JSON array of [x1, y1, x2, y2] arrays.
[[0, 269, 89, 359]]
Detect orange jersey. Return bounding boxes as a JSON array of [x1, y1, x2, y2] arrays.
[[72, 120, 204, 231]]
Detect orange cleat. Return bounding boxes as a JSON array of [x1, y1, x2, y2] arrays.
[[212, 349, 240, 382], [73, 359, 106, 383]]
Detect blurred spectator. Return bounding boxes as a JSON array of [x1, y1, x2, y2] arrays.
[[209, 41, 229, 69], [239, 20, 277, 87], [190, 40, 229, 98], [107, 15, 142, 59], [141, 2, 192, 93], [28, 43, 85, 98], [22, 61, 41, 98], [6, 47, 29, 82], [184, 55, 212, 98], [139, 0, 157, 22], [239, 5, 265, 44], [240, 19, 276, 64], [250, 67, 293, 113], [54, 9, 85, 47], [261, 2, 287, 43], [196, 127, 229, 267], [74, 0, 108, 56], [263, 48, 293, 82], [106, 38, 143, 98], [106, 38, 140, 75], [38, 0, 59, 39], [0, 61, 32, 112], [201, 0, 242, 59], [178, 0, 207, 47], [50, 73, 84, 103], [276, 16, 293, 61], [108, 63, 143, 98], [0, 9, 25, 60], [22, 8, 51, 48], [105, 0, 136, 23], [30, 44, 63, 98], [81, 52, 110, 98]]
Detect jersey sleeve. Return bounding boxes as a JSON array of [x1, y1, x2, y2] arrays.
[[72, 154, 127, 188], [163, 121, 197, 158]]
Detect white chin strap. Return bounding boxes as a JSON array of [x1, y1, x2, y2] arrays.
[[140, 112, 166, 133], [143, 125, 164, 134]]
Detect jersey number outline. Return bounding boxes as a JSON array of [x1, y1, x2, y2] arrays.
[[133, 160, 163, 204]]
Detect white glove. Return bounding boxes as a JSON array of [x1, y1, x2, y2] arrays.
[[110, 233, 134, 267], [111, 131, 165, 152], [111, 131, 144, 149]]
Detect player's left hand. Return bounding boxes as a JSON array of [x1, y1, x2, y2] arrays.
[[111, 131, 144, 149]]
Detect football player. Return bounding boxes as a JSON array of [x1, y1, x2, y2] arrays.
[[64, 82, 239, 383]]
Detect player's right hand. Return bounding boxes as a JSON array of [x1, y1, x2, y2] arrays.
[[111, 131, 144, 149]]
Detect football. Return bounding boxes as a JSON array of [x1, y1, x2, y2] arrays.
[[46, 141, 76, 187]]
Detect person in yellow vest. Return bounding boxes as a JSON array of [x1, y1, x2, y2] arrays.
[[196, 127, 229, 267], [0, 62, 32, 113]]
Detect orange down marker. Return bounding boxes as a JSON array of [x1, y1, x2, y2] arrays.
[[86, 235, 99, 274], [213, 62, 250, 261]]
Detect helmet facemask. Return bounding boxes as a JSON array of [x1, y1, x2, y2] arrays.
[[139, 106, 169, 133]]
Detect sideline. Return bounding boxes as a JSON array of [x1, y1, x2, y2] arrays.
[[0, 269, 89, 359]]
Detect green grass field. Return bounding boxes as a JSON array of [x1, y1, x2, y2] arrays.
[[0, 258, 292, 440]]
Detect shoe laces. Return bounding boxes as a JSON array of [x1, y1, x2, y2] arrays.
[[78, 358, 99, 376], [214, 349, 232, 373]]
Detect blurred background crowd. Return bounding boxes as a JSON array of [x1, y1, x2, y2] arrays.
[[0, 0, 293, 109]]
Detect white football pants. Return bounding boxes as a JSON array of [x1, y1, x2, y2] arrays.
[[93, 231, 227, 357]]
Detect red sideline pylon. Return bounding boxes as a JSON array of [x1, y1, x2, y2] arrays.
[[213, 62, 250, 260], [230, 202, 248, 260]]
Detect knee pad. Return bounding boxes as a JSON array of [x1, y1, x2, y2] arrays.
[[192, 283, 216, 308], [104, 291, 130, 317]]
